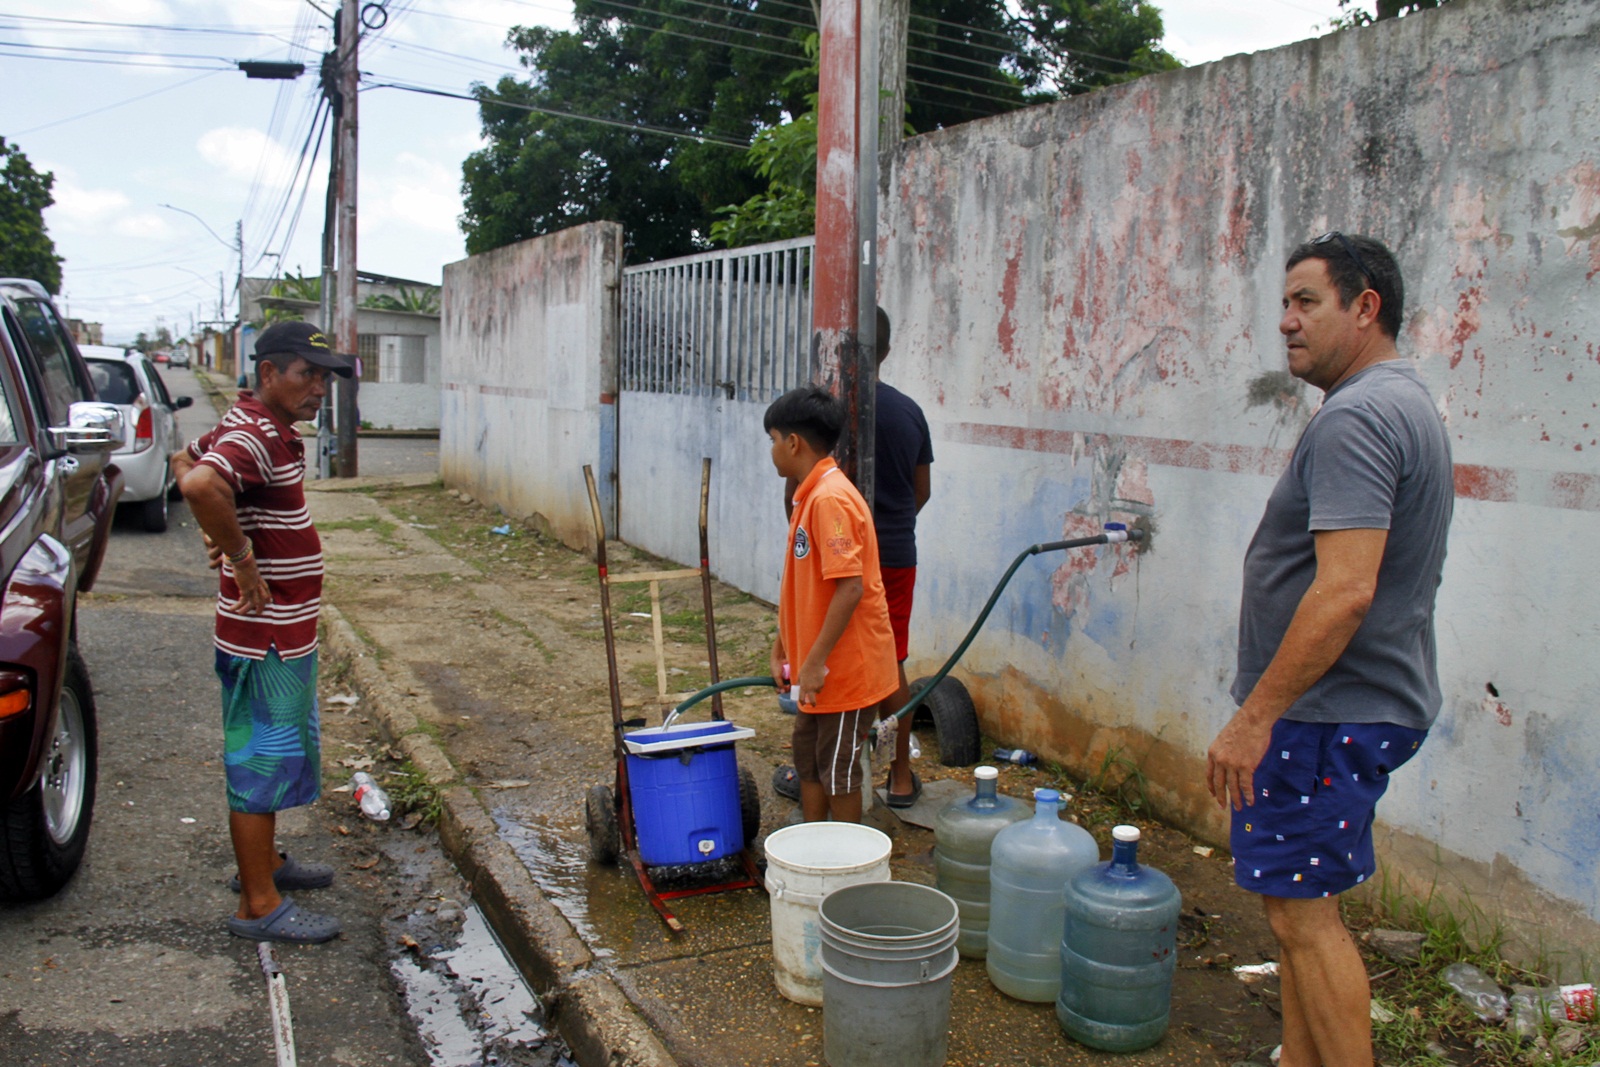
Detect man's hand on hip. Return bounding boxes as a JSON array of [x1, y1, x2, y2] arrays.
[[230, 556, 271, 615], [1207, 711, 1274, 811]]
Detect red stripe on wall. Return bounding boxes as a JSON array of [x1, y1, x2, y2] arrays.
[[946, 421, 1599, 512]]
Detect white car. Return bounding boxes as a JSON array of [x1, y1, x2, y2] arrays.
[[80, 345, 193, 532]]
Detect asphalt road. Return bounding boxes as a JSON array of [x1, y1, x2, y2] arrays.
[[0, 370, 551, 1066]]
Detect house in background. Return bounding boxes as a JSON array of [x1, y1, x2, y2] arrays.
[[242, 270, 442, 431]]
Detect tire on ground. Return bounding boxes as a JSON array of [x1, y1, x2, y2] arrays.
[[584, 783, 619, 865], [921, 676, 980, 767], [0, 645, 98, 901], [139, 491, 169, 534]]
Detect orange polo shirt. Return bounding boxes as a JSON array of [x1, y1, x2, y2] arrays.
[[779, 457, 899, 714]]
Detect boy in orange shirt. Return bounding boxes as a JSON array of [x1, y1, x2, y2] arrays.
[[765, 386, 899, 823]]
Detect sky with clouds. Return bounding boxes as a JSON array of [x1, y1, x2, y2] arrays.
[[2, 0, 1349, 342]]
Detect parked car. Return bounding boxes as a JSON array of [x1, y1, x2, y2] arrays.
[[166, 348, 190, 369], [81, 345, 193, 532], [0, 278, 125, 901]]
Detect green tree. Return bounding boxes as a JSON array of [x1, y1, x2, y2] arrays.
[[0, 138, 63, 293], [713, 0, 1181, 248], [1011, 0, 1182, 97], [1329, 0, 1452, 29]]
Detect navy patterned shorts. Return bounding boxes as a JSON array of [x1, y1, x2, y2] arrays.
[[1232, 719, 1426, 898]]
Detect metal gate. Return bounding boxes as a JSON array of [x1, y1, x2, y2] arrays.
[[620, 236, 815, 401]]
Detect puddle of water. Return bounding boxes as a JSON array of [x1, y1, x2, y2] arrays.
[[491, 809, 612, 956], [391, 903, 573, 1067]]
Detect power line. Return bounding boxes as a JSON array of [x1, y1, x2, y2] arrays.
[[5, 70, 222, 137], [0, 48, 230, 70], [0, 12, 290, 36], [364, 78, 750, 147]]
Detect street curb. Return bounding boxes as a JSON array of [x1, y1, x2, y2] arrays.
[[320, 605, 677, 1067]]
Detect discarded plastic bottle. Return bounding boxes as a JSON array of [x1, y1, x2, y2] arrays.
[[351, 771, 392, 821], [992, 748, 1037, 766], [1440, 962, 1508, 1022], [1057, 825, 1181, 1051], [934, 766, 1030, 959], [987, 789, 1098, 1002]]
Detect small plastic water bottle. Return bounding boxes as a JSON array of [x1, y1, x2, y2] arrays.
[[993, 748, 1037, 766], [351, 771, 391, 821]]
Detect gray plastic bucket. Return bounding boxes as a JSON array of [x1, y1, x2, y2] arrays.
[[819, 881, 960, 1067]]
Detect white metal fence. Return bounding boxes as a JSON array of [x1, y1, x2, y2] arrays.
[[620, 236, 815, 400]]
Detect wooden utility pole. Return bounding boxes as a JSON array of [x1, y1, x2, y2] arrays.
[[333, 0, 360, 476]]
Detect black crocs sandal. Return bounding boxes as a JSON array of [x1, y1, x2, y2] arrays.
[[885, 770, 923, 809], [772, 765, 801, 801]]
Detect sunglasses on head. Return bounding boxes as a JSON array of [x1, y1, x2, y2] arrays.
[[1311, 231, 1374, 289]]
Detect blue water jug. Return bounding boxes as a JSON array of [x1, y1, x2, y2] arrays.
[[934, 766, 1029, 959], [1057, 824, 1181, 1051], [986, 789, 1098, 1002]]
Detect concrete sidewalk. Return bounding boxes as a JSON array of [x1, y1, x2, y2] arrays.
[[307, 479, 1284, 1067]]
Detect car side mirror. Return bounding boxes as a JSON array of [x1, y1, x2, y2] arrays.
[[48, 401, 124, 455], [174, 396, 194, 410]]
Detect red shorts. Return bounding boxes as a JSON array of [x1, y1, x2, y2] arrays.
[[881, 566, 916, 662]]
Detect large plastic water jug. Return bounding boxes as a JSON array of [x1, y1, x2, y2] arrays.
[[1057, 825, 1181, 1051], [934, 766, 1028, 959], [986, 788, 1098, 1002]]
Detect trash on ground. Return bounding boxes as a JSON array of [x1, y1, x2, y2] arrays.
[[1441, 961, 1509, 1021], [1509, 985, 1567, 1037], [1371, 999, 1397, 1024], [490, 524, 513, 535], [628, 612, 651, 618], [327, 693, 361, 707], [179, 817, 196, 824], [1561, 982, 1596, 1022], [487, 779, 533, 789], [1193, 845, 1215, 858], [1365, 928, 1425, 961], [1233, 961, 1279, 981]]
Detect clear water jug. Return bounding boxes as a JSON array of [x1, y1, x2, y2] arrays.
[[986, 788, 1098, 1002], [933, 766, 1029, 959], [1057, 825, 1181, 1051]]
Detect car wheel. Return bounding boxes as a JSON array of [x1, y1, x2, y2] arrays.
[[0, 645, 98, 901], [139, 487, 169, 533]]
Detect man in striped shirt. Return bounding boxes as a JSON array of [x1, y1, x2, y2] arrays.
[[173, 321, 351, 944]]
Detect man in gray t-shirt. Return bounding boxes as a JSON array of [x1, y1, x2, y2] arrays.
[[1208, 234, 1453, 1067]]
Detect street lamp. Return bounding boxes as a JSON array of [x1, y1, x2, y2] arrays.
[[160, 204, 246, 380]]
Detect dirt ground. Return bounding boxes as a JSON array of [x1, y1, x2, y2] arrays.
[[311, 478, 1366, 1067]]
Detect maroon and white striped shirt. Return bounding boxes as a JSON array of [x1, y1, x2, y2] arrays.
[[188, 392, 322, 660]]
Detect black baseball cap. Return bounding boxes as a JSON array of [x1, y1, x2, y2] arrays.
[[253, 320, 354, 378]]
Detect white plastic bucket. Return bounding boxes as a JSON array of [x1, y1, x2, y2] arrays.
[[764, 822, 892, 1006]]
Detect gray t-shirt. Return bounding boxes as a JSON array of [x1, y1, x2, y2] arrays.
[[1232, 360, 1454, 730]]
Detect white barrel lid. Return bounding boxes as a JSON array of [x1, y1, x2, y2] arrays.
[[974, 766, 999, 780], [1112, 825, 1141, 843]]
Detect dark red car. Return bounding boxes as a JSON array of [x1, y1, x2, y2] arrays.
[[0, 278, 125, 901]]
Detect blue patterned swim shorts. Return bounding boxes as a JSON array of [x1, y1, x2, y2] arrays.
[[216, 648, 321, 814], [1231, 719, 1426, 898]]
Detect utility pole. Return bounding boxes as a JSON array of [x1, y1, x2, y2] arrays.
[[814, 0, 880, 502], [331, 0, 361, 477]]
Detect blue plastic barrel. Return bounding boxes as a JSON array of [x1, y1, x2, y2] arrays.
[[624, 721, 746, 865], [1057, 825, 1181, 1051]]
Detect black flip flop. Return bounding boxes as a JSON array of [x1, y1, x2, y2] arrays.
[[885, 770, 923, 809]]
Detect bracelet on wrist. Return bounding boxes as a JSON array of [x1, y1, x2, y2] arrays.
[[225, 540, 254, 565]]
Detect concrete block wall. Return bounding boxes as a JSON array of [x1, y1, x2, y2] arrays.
[[441, 223, 623, 551], [877, 0, 1600, 962]]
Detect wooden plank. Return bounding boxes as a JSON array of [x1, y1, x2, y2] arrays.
[[603, 568, 703, 585]]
